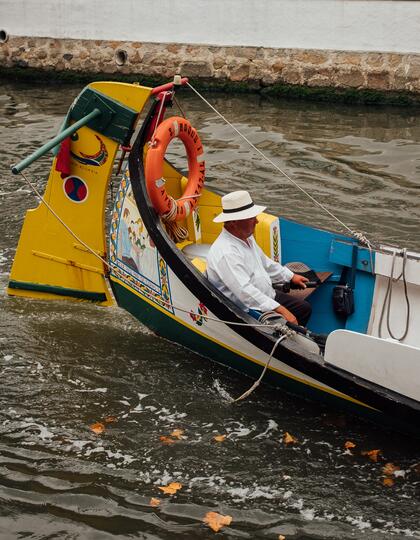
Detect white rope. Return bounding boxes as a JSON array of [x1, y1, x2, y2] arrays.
[[231, 334, 288, 402], [187, 82, 375, 248], [19, 171, 111, 270], [352, 231, 375, 275], [161, 197, 189, 242], [147, 294, 292, 329], [378, 248, 411, 341]]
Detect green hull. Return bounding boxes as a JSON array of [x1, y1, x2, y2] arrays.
[[111, 279, 392, 428]]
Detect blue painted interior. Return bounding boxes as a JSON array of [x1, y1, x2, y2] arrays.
[[279, 218, 376, 335]]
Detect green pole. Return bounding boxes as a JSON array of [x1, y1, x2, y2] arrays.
[[11, 108, 102, 175]]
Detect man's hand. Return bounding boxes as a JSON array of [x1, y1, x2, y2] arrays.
[[275, 305, 298, 325], [291, 273, 309, 289]]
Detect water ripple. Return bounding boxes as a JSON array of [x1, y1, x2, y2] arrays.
[[0, 82, 419, 539]]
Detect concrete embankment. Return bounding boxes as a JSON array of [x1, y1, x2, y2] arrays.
[[1, 0, 420, 104]]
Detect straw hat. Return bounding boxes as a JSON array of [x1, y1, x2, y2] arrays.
[[213, 190, 266, 223]]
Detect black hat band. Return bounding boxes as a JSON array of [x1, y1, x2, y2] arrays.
[[223, 202, 254, 214]]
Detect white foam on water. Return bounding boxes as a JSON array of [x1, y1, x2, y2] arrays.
[[189, 475, 285, 502], [157, 409, 187, 423], [246, 486, 280, 500], [19, 421, 54, 440], [69, 440, 91, 451], [3, 355, 13, 361], [225, 486, 250, 501], [85, 446, 105, 456], [226, 421, 254, 438], [300, 507, 315, 521], [228, 426, 252, 438], [104, 449, 137, 465], [153, 469, 173, 486], [189, 474, 228, 489], [131, 404, 143, 413], [254, 419, 278, 439], [76, 387, 108, 393], [212, 379, 233, 402], [345, 515, 372, 531], [131, 392, 149, 413], [290, 498, 304, 510]]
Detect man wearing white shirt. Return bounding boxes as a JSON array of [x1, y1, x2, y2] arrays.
[[206, 190, 311, 326]]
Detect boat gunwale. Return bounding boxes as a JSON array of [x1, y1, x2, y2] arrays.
[[123, 94, 420, 432]]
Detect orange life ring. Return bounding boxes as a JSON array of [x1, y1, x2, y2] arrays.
[[145, 116, 205, 222]]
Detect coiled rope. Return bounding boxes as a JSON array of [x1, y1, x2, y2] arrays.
[[160, 197, 189, 242]]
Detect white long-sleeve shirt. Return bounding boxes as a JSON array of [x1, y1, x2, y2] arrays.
[[206, 228, 293, 312]]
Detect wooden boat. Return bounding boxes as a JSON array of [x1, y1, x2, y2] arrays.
[[8, 79, 420, 437]]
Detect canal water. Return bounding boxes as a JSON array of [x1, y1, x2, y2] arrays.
[[0, 81, 419, 539]]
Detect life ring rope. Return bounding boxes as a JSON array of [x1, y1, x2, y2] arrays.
[[145, 116, 206, 224]]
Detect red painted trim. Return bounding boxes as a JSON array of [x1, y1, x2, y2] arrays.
[[151, 77, 189, 95]]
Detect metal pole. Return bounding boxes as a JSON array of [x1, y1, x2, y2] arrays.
[[11, 108, 102, 175]]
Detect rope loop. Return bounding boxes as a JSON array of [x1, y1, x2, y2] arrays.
[[378, 248, 411, 341]]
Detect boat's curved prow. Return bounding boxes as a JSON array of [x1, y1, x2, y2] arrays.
[[8, 82, 152, 304]]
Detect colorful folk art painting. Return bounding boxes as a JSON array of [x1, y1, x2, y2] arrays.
[[71, 135, 108, 167], [189, 302, 208, 326], [272, 224, 280, 262], [109, 172, 174, 314], [117, 185, 159, 284]]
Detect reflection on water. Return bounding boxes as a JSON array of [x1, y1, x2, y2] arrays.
[[0, 81, 419, 539]]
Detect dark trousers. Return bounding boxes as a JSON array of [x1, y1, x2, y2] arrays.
[[274, 290, 312, 327]]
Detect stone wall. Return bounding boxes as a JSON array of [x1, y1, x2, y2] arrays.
[[1, 36, 420, 95]]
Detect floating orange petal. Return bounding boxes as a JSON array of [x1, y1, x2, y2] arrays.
[[158, 482, 182, 495], [170, 429, 184, 440], [203, 511, 233, 532], [159, 435, 176, 445], [344, 441, 356, 449], [382, 462, 400, 476], [213, 434, 227, 442], [149, 497, 161, 507], [278, 535, 286, 540], [90, 422, 105, 434], [383, 477, 394, 487], [104, 415, 117, 424], [361, 449, 381, 462], [283, 432, 298, 445]]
